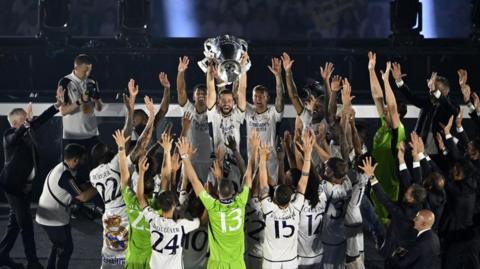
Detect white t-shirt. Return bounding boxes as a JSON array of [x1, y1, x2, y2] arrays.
[[245, 104, 283, 180], [143, 206, 200, 269], [61, 72, 99, 139], [206, 105, 245, 153], [36, 162, 78, 226], [298, 191, 328, 263], [244, 197, 266, 258], [260, 193, 305, 262], [181, 101, 213, 161]]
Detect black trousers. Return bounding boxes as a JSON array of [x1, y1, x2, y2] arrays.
[[0, 191, 39, 263], [41, 224, 73, 269]]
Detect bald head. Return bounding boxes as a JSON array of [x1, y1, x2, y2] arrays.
[[413, 209, 435, 232]]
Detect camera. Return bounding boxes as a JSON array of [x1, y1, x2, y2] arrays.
[[86, 81, 100, 100]]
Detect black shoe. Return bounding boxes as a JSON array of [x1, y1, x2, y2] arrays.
[[26, 261, 43, 269], [0, 257, 24, 269]]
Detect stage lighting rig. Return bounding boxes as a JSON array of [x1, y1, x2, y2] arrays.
[[37, 0, 71, 43], [116, 0, 151, 47]]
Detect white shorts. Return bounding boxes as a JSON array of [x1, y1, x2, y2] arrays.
[[262, 258, 298, 269], [345, 224, 364, 258]]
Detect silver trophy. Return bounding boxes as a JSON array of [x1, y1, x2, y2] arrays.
[[198, 35, 251, 85]]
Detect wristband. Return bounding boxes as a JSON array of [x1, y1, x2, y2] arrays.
[[301, 171, 309, 177], [118, 146, 125, 151], [75, 100, 81, 106], [181, 154, 189, 160]]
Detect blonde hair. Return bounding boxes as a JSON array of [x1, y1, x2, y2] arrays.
[[7, 108, 26, 126]]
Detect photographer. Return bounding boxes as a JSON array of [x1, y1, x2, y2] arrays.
[[58, 54, 102, 160]]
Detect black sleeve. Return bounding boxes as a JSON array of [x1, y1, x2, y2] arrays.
[[420, 158, 432, 181], [372, 183, 401, 218], [437, 95, 460, 117], [457, 130, 470, 150], [469, 111, 480, 132], [58, 170, 81, 197], [445, 136, 463, 161], [30, 105, 59, 130], [396, 243, 422, 268], [4, 126, 28, 147], [412, 165, 422, 185], [58, 77, 72, 104], [397, 82, 428, 108], [399, 168, 412, 197]]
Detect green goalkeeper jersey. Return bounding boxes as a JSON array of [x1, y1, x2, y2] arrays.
[[122, 187, 153, 265], [199, 187, 250, 268]]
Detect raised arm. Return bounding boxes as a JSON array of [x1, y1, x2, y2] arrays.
[[392, 62, 426, 108], [180, 112, 192, 138], [123, 79, 138, 138], [158, 131, 173, 192], [136, 157, 150, 209], [367, 51, 385, 117], [177, 56, 190, 106], [177, 137, 205, 196], [244, 129, 260, 189], [130, 96, 156, 162], [112, 130, 131, 189], [328, 75, 342, 124], [268, 57, 285, 113], [296, 130, 314, 194], [258, 142, 271, 199], [382, 62, 401, 129], [225, 136, 246, 175], [237, 53, 249, 112], [206, 62, 217, 110], [154, 72, 171, 128], [281, 52, 304, 115]]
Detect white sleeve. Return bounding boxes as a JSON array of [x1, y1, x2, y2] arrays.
[[181, 100, 195, 114], [109, 154, 120, 173], [178, 191, 189, 205], [206, 106, 218, 123], [233, 106, 246, 123], [179, 218, 201, 234], [291, 192, 305, 212], [142, 206, 158, 224], [260, 197, 274, 216]]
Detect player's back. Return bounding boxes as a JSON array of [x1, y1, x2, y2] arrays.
[[298, 193, 327, 264], [199, 187, 249, 266], [321, 179, 352, 245], [261, 194, 304, 263], [143, 206, 200, 268], [90, 155, 125, 212]]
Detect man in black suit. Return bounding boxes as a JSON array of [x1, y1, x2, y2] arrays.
[[395, 209, 441, 269], [391, 63, 459, 157], [0, 88, 64, 269]]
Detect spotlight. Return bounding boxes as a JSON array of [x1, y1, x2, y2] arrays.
[[389, 0, 423, 43]]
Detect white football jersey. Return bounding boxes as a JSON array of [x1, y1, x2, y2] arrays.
[[345, 173, 368, 226], [206, 105, 245, 152], [297, 191, 328, 264], [181, 101, 213, 162], [143, 206, 200, 269], [321, 177, 352, 245], [90, 154, 124, 212], [182, 225, 209, 269], [260, 193, 304, 263], [244, 197, 265, 258], [245, 104, 283, 181]]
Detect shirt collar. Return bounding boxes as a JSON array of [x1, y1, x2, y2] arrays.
[[417, 228, 430, 237], [70, 71, 84, 83]]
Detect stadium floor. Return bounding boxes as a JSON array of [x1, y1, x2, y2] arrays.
[[0, 204, 384, 269]]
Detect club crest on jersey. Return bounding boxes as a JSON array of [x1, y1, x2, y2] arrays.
[[104, 215, 128, 251]]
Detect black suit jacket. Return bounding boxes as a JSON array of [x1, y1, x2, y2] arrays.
[[397, 229, 441, 269], [0, 105, 58, 194], [396, 82, 459, 141]]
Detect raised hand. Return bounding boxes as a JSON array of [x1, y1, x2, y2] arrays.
[[320, 62, 334, 82], [178, 56, 190, 72], [455, 109, 463, 129], [144, 96, 155, 118], [159, 130, 173, 152], [210, 159, 223, 182], [258, 142, 271, 160], [268, 57, 282, 77], [368, 51, 376, 71], [26, 102, 33, 121], [171, 152, 181, 173], [159, 72, 171, 88], [381, 61, 392, 81], [249, 129, 261, 154], [215, 146, 225, 164], [176, 137, 192, 157], [440, 115, 454, 135], [458, 69, 468, 88], [341, 78, 355, 106], [435, 132, 445, 151], [128, 78, 139, 97], [392, 62, 406, 83], [139, 156, 150, 174], [56, 86, 65, 107], [225, 135, 238, 152], [281, 52, 294, 72], [240, 52, 250, 67], [330, 75, 342, 93], [409, 132, 419, 157], [473, 93, 480, 113], [427, 72, 438, 92], [182, 112, 192, 131], [112, 129, 129, 148], [302, 129, 315, 157], [358, 156, 378, 177]]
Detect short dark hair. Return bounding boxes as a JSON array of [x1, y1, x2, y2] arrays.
[[219, 89, 234, 97], [471, 138, 480, 152], [155, 191, 175, 212], [288, 168, 302, 188], [253, 85, 269, 95], [397, 102, 407, 120], [64, 143, 87, 160], [144, 176, 156, 196], [424, 171, 445, 191], [91, 143, 114, 166], [74, 54, 93, 66], [410, 183, 427, 204], [327, 157, 349, 179], [193, 84, 207, 93], [436, 75, 450, 90], [219, 180, 235, 198], [185, 194, 205, 219], [274, 184, 293, 207], [133, 109, 148, 119]]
